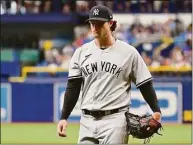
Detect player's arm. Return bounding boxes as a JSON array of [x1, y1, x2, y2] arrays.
[[57, 77, 82, 137], [57, 48, 82, 137], [58, 77, 82, 138], [130, 48, 161, 120], [60, 47, 82, 119], [138, 80, 161, 113], [138, 80, 161, 121], [60, 77, 83, 120]]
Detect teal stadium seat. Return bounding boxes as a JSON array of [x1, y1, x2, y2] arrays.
[[1, 49, 14, 61], [19, 49, 39, 63]]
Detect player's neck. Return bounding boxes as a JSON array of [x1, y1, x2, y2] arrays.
[[95, 35, 115, 48]]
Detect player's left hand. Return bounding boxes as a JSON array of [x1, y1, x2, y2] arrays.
[[152, 112, 161, 122]]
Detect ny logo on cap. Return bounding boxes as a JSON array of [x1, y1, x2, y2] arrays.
[[93, 9, 99, 16]]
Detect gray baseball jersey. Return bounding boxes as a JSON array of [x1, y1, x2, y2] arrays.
[[68, 39, 152, 111]]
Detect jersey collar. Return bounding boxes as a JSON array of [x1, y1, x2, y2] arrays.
[[93, 39, 117, 53]]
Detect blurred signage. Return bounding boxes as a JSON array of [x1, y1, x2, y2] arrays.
[[1, 83, 12, 122], [54, 82, 182, 123], [53, 82, 81, 122], [130, 83, 182, 123]]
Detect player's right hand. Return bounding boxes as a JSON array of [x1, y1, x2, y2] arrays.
[[152, 112, 162, 122], [57, 119, 68, 137]]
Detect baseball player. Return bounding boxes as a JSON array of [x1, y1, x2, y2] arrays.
[[57, 5, 161, 144]]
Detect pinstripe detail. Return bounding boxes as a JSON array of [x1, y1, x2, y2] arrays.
[[68, 75, 82, 80], [136, 77, 153, 88]]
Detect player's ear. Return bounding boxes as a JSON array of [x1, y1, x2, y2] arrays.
[[109, 20, 114, 27]]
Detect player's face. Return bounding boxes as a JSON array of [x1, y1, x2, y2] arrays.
[[89, 20, 111, 38]]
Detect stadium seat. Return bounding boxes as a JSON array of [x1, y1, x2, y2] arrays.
[[0, 49, 14, 61], [19, 49, 39, 63]]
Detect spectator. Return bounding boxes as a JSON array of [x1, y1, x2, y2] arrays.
[[170, 46, 188, 68], [62, 4, 71, 14], [23, 1, 41, 14], [146, 0, 154, 13], [36, 50, 57, 77], [0, 1, 6, 15], [184, 0, 192, 12], [76, 1, 89, 12], [9, 1, 17, 14], [174, 18, 185, 36], [161, 1, 170, 13], [113, 0, 126, 12], [37, 50, 55, 67], [141, 52, 152, 66], [1, 0, 192, 14], [17, 0, 26, 14], [52, 49, 64, 67], [125, 1, 131, 12], [153, 0, 162, 12], [60, 44, 74, 70], [42, 0, 51, 13], [139, 0, 147, 13]]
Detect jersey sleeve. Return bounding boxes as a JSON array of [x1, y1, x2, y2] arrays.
[[131, 49, 152, 88], [68, 48, 82, 80]]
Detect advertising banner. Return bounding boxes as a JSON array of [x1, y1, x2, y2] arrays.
[[11, 83, 53, 122], [130, 83, 182, 123], [54, 82, 182, 123], [54, 82, 81, 122], [1, 83, 12, 122]]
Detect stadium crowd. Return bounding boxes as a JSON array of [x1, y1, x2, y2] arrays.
[[37, 19, 192, 71], [1, 0, 192, 76], [1, 0, 192, 15]]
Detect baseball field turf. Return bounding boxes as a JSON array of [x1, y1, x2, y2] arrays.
[[1, 123, 192, 144]]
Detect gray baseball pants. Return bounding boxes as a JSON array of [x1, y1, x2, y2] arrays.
[[78, 108, 129, 144]]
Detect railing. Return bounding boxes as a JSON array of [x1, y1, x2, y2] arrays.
[[148, 65, 192, 72], [9, 65, 192, 82]]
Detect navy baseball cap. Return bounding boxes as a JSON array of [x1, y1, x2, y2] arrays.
[[86, 5, 113, 22]]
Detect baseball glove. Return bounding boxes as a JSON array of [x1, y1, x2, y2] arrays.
[[125, 111, 163, 144]]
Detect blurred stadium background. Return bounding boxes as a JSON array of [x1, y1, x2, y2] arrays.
[[0, 0, 192, 144]]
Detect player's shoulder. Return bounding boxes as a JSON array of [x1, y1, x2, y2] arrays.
[[116, 39, 138, 54], [74, 40, 94, 55]]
